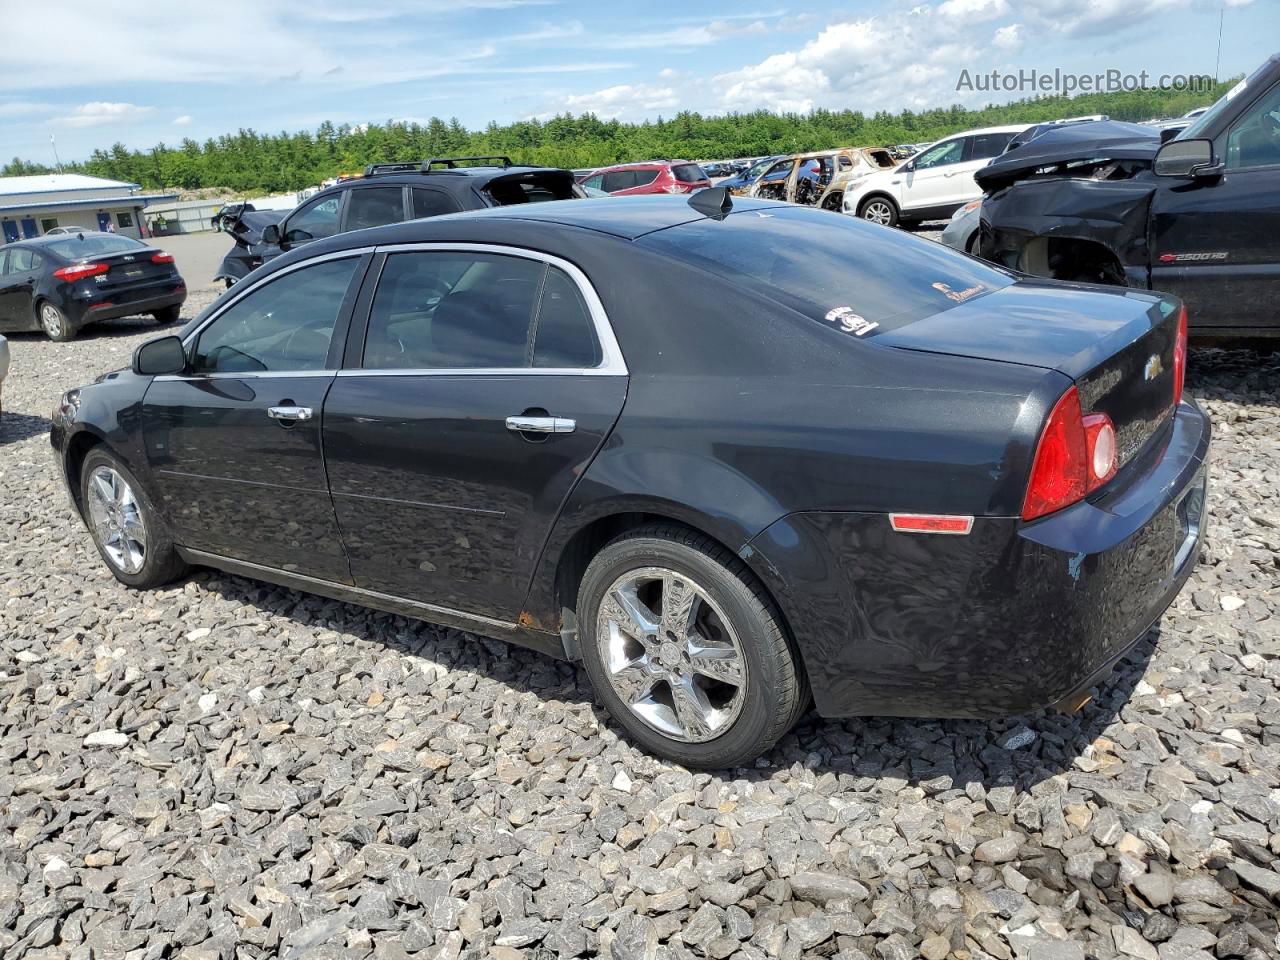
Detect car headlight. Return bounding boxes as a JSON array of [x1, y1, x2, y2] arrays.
[[52, 389, 80, 425]]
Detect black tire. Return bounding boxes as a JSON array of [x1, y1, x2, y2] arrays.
[[153, 305, 183, 325], [80, 447, 188, 589], [577, 524, 809, 768], [857, 195, 899, 227], [38, 301, 75, 341]]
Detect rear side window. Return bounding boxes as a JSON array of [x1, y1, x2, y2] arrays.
[[6, 248, 39, 273], [533, 267, 601, 368], [412, 188, 461, 219], [969, 133, 1015, 160], [363, 251, 544, 369], [638, 205, 1013, 337], [346, 187, 406, 231], [672, 164, 707, 183]]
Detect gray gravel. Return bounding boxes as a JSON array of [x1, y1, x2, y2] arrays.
[[1, 286, 1278, 960]]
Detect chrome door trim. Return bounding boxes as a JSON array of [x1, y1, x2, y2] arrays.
[[366, 241, 628, 376]]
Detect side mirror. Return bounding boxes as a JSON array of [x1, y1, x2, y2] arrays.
[[1154, 138, 1222, 178], [261, 223, 281, 245], [132, 335, 187, 376]]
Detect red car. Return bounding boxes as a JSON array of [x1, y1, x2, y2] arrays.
[[578, 162, 711, 196]]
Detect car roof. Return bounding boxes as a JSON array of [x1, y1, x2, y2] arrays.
[[935, 124, 1029, 139], [591, 162, 669, 172], [307, 164, 570, 200]]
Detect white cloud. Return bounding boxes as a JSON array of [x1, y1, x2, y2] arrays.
[[1019, 0, 1192, 37], [992, 23, 1022, 49], [173, 115, 193, 125], [60, 102, 155, 128], [542, 83, 681, 121], [938, 0, 1009, 20]]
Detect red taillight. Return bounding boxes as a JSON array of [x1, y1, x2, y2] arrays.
[[1022, 388, 1120, 521], [53, 262, 108, 283], [151, 252, 175, 265], [1172, 304, 1187, 406]]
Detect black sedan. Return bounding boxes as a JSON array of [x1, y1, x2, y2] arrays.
[[51, 193, 1209, 767], [0, 233, 186, 341]]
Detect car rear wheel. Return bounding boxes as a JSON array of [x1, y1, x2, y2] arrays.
[[153, 305, 182, 325], [81, 448, 187, 589], [39, 302, 74, 341], [577, 524, 808, 768], [858, 196, 898, 227]]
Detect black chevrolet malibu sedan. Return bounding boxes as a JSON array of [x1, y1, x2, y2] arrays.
[[51, 195, 1209, 767], [1, 232, 186, 340]]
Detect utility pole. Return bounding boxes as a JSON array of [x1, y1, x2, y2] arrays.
[[50, 134, 63, 173]]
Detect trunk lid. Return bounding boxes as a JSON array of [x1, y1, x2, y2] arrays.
[[95, 248, 177, 287], [876, 280, 1181, 469]]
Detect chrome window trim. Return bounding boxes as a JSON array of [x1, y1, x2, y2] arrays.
[[358, 241, 628, 377]]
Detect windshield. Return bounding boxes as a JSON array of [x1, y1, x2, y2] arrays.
[[745, 158, 775, 180], [46, 235, 143, 260], [1179, 75, 1250, 140]]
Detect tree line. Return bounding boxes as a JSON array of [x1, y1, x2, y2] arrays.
[[4, 83, 1231, 194]]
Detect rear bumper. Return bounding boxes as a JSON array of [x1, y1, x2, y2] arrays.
[[67, 282, 186, 327], [744, 398, 1210, 718]]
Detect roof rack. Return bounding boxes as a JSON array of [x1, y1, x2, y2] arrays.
[[363, 162, 419, 177], [422, 156, 513, 171]]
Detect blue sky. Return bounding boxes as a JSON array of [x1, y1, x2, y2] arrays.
[[1, 0, 1274, 166]]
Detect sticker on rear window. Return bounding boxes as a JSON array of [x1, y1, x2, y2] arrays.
[[824, 306, 879, 336], [932, 281, 987, 303]]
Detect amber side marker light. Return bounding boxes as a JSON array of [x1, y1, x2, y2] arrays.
[[889, 514, 974, 535]]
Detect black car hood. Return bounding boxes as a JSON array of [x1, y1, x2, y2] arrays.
[[228, 209, 287, 244], [976, 121, 1160, 191]]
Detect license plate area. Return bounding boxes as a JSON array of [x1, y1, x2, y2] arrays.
[[123, 267, 144, 278]]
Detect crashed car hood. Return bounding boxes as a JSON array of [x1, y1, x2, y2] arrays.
[[976, 121, 1159, 191], [228, 209, 287, 243]]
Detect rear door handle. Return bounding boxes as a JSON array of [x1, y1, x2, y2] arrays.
[[506, 415, 575, 434], [268, 405, 312, 422]]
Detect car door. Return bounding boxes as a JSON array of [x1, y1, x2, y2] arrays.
[[322, 244, 628, 621], [959, 132, 1017, 200], [898, 136, 970, 215], [0, 247, 39, 330], [1150, 79, 1280, 330], [140, 253, 369, 581]]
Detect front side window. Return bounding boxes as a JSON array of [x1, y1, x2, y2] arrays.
[[1226, 81, 1280, 170], [582, 174, 604, 190], [601, 170, 637, 192], [193, 257, 359, 373], [346, 187, 406, 231], [284, 195, 341, 244], [912, 138, 965, 170]]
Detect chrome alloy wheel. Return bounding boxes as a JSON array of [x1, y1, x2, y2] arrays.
[[40, 304, 64, 338], [596, 566, 748, 743], [86, 466, 147, 574], [862, 199, 893, 225]]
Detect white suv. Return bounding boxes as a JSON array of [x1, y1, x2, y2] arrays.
[[841, 125, 1026, 227]]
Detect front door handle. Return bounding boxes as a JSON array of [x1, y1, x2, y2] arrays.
[[268, 405, 313, 422], [505, 415, 575, 434]]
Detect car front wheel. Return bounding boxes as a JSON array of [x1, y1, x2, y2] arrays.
[[81, 448, 187, 588], [577, 524, 808, 768], [858, 196, 898, 227]]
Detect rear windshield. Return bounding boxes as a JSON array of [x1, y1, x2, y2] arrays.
[[672, 163, 707, 183], [484, 171, 576, 205], [637, 205, 1014, 336], [45, 234, 143, 259]]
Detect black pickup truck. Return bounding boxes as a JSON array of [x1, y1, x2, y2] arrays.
[[978, 53, 1280, 338]]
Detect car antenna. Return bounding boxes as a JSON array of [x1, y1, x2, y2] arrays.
[[688, 186, 732, 220]]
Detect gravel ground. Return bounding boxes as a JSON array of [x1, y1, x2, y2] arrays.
[[1, 284, 1278, 960]]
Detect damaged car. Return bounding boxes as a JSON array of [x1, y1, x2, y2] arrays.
[[978, 52, 1280, 337], [214, 157, 580, 288], [750, 147, 897, 210]]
